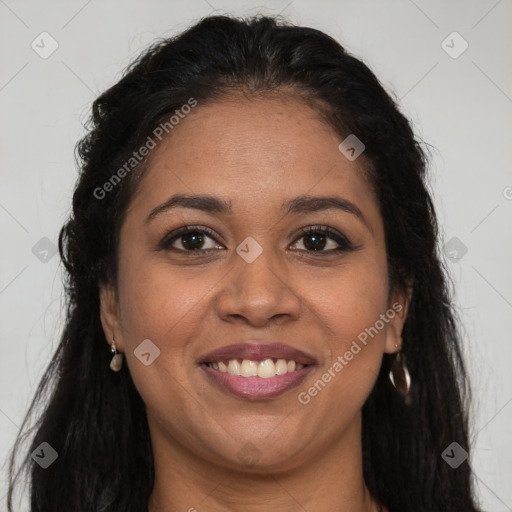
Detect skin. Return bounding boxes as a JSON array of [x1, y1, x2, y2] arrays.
[[100, 92, 411, 512]]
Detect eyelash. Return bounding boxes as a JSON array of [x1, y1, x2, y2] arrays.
[[157, 224, 357, 255]]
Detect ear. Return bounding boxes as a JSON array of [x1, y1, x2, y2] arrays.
[[99, 283, 124, 352], [383, 283, 413, 354]]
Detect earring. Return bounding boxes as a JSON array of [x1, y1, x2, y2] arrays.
[[110, 337, 123, 372], [389, 344, 411, 397]]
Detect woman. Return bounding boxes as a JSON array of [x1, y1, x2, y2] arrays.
[[7, 14, 483, 512]]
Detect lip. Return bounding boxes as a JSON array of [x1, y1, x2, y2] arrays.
[[200, 363, 315, 399], [197, 342, 317, 366]]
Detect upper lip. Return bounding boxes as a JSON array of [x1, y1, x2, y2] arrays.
[[198, 342, 317, 365]]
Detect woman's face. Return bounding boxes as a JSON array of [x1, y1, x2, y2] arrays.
[[100, 93, 409, 472]]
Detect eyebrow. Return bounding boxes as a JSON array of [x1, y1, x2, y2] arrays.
[[146, 194, 233, 223], [146, 193, 373, 234]]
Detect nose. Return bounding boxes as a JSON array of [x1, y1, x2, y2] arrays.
[[215, 249, 302, 327]]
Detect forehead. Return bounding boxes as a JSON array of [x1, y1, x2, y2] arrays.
[[128, 94, 379, 223]]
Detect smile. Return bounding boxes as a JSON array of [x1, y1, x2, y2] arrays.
[[200, 359, 314, 399], [204, 358, 306, 377]]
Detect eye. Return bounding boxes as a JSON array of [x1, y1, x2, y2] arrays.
[[158, 224, 357, 255], [289, 225, 356, 254], [158, 226, 224, 253]]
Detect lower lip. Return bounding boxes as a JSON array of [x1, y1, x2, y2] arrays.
[[200, 364, 314, 399]]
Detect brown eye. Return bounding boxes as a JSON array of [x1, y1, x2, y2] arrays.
[[177, 231, 206, 250], [158, 226, 224, 252], [290, 226, 355, 254]]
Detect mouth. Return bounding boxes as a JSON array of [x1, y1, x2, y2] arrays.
[[198, 343, 316, 399]]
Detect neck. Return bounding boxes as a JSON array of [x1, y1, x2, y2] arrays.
[[147, 413, 385, 512]]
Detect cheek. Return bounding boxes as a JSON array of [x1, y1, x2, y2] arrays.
[[115, 260, 211, 430], [301, 254, 389, 395], [117, 257, 216, 343], [309, 252, 389, 339], [115, 256, 221, 409]]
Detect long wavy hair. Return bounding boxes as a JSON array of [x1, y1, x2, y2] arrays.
[[7, 14, 482, 512]]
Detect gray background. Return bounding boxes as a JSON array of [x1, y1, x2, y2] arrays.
[[1, 0, 511, 510]]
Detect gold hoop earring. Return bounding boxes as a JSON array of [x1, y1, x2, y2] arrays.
[[110, 337, 123, 372], [389, 344, 410, 397]]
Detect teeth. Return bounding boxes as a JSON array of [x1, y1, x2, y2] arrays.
[[206, 358, 307, 377], [240, 359, 258, 377], [275, 359, 288, 375], [227, 359, 241, 375], [257, 359, 275, 378]]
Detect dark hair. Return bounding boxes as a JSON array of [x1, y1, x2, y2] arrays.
[[7, 14, 482, 512]]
